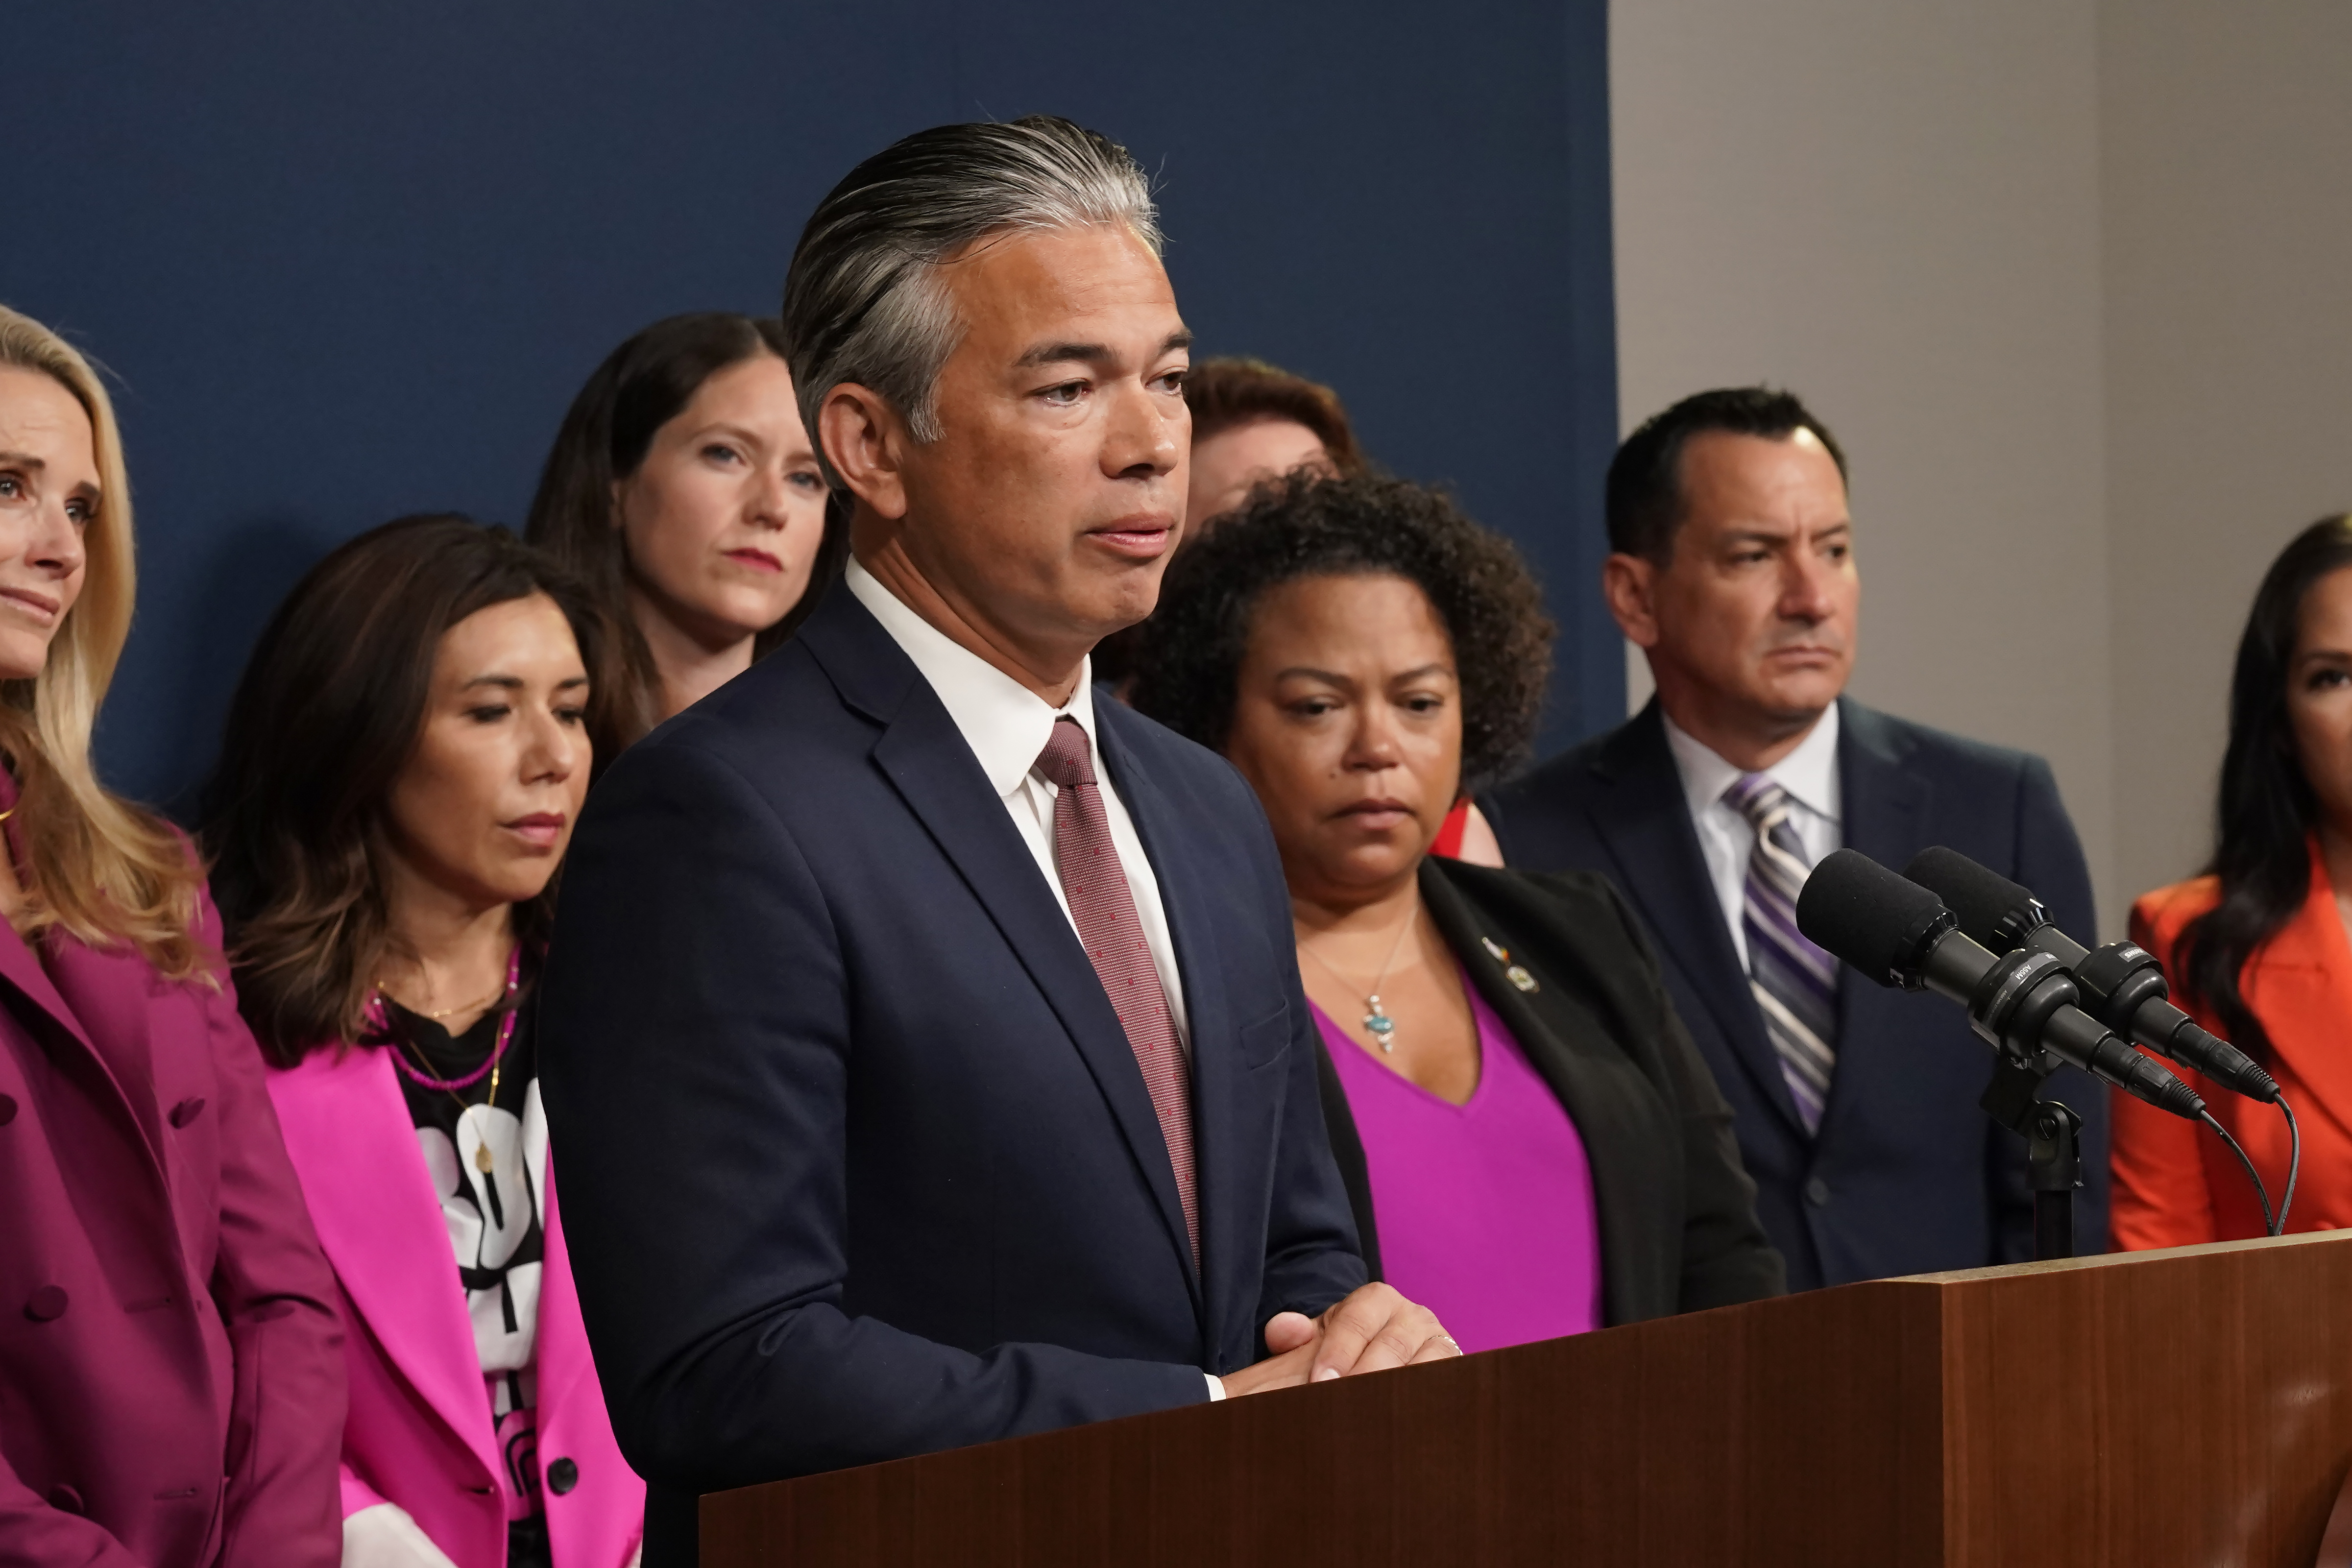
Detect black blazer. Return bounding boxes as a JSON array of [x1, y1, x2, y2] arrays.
[[538, 584, 1365, 1566], [1481, 698, 2107, 1293], [1315, 858, 1785, 1324]]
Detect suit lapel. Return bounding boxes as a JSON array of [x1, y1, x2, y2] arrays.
[[0, 886, 176, 1206], [41, 934, 168, 1159], [804, 591, 1200, 1300], [270, 1046, 501, 1486], [1825, 700, 1930, 1141], [2244, 860, 2352, 1147], [1583, 702, 1805, 1133], [1418, 864, 1673, 1326], [532, 1163, 593, 1426]]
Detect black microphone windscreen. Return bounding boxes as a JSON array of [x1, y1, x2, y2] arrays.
[[1797, 848, 1950, 986], [1905, 846, 2036, 949]]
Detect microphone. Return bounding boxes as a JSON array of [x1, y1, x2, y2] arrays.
[[1795, 849, 2206, 1121], [1903, 846, 2279, 1104]]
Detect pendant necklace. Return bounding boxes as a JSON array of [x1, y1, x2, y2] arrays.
[[1300, 906, 1421, 1054], [379, 947, 522, 1173]]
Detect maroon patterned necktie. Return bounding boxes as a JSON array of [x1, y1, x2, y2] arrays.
[[1034, 716, 1198, 1260]]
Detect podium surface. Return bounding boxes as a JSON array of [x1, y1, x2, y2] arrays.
[[703, 1231, 2352, 1565]]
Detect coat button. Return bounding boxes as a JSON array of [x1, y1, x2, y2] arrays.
[[1805, 1177, 1832, 1207], [168, 1097, 206, 1129], [545, 1457, 579, 1496], [24, 1286, 68, 1322], [0, 1093, 15, 1125], [46, 1483, 83, 1514]]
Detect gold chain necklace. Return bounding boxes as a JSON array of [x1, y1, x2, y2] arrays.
[[374, 974, 507, 1023], [1298, 905, 1421, 1054], [392, 1029, 504, 1172], [379, 949, 522, 1175]]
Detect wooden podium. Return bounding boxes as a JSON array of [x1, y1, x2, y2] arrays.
[[701, 1231, 2352, 1566]]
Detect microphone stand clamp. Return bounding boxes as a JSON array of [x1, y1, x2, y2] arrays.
[[1979, 1048, 2083, 1262]]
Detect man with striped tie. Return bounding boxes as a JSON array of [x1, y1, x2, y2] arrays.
[[1484, 386, 2104, 1292]]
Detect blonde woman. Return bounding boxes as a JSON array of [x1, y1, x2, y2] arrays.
[[0, 304, 343, 1565]]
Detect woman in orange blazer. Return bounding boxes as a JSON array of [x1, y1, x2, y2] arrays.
[[2114, 514, 2352, 1248]]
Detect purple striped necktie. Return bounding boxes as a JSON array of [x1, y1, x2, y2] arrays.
[[1035, 717, 1198, 1260], [1723, 772, 1839, 1134]]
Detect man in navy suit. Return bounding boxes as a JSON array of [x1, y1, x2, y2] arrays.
[[1483, 387, 2105, 1293], [539, 117, 1454, 1564]]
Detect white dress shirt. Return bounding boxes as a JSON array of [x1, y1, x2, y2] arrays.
[[846, 560, 1191, 1047], [849, 561, 1225, 1399], [1662, 704, 1843, 973]]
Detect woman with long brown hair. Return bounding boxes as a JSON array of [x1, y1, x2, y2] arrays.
[[203, 516, 643, 1568], [2114, 515, 2352, 1247], [0, 303, 344, 1564], [526, 313, 849, 747]]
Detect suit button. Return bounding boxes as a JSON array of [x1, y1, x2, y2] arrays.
[[546, 1457, 579, 1496], [168, 1097, 206, 1129], [0, 1093, 15, 1125], [47, 1483, 83, 1514], [1805, 1177, 1832, 1207], [24, 1286, 67, 1322]]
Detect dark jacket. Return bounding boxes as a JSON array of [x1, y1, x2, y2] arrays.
[[1482, 697, 2106, 1292], [1315, 857, 1785, 1323], [539, 583, 1365, 1567], [0, 794, 345, 1566]]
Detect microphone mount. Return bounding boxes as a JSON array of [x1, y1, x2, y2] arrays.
[[1962, 947, 2100, 1259], [1796, 848, 2209, 1260]]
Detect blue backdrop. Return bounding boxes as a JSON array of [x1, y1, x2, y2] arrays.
[[10, 0, 1619, 812]]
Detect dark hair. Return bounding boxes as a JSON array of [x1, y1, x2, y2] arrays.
[[1129, 472, 1553, 795], [1607, 386, 1849, 562], [202, 515, 622, 1066], [1184, 357, 1365, 477], [524, 312, 849, 746], [780, 116, 1158, 478], [2173, 514, 2352, 1059]]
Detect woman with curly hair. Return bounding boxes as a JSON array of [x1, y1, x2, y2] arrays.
[[1131, 473, 1783, 1346]]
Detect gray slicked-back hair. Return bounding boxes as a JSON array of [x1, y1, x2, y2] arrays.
[[781, 116, 1162, 485]]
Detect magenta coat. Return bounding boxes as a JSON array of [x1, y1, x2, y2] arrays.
[[268, 1040, 643, 1568], [0, 861, 345, 1564]]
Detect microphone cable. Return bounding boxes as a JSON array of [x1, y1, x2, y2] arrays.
[[2198, 1110, 2277, 1237], [2276, 1095, 2303, 1233]]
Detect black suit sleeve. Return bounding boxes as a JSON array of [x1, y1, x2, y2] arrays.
[[1982, 754, 2111, 1258], [1599, 881, 1788, 1310], [538, 741, 1208, 1490]]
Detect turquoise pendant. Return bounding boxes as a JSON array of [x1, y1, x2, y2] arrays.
[[1364, 998, 1397, 1053]]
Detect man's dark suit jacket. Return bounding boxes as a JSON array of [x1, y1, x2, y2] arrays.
[[1316, 857, 1786, 1320], [1481, 697, 2107, 1292], [538, 586, 1366, 1565]]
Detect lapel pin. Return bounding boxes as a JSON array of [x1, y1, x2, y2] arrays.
[[1506, 964, 1540, 993], [1480, 937, 1509, 962]]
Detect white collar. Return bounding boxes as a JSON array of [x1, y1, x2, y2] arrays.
[[1662, 701, 1843, 824], [846, 556, 1096, 796]]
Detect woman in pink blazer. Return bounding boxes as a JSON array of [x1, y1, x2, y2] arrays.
[[0, 309, 344, 1564], [202, 517, 643, 1568]]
